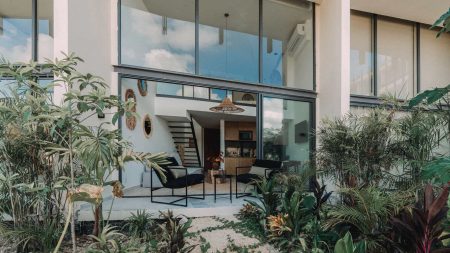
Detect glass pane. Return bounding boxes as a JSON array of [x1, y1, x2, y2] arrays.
[[262, 0, 313, 89], [183, 85, 193, 97], [38, 0, 53, 61], [199, 0, 259, 83], [0, 0, 32, 62], [121, 0, 195, 73], [232, 91, 256, 105], [156, 82, 182, 96], [263, 97, 310, 163], [377, 17, 415, 99], [350, 11, 373, 96], [210, 88, 226, 101], [194, 86, 209, 99], [420, 25, 450, 91]]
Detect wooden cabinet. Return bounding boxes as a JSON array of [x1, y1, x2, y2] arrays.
[[224, 157, 255, 175], [225, 122, 239, 140]]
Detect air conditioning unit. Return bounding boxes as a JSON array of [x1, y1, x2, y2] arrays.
[[287, 20, 312, 56]]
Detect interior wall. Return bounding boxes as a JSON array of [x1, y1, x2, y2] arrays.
[[121, 78, 179, 188]]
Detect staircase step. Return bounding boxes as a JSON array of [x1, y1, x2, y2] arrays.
[[168, 126, 191, 129]]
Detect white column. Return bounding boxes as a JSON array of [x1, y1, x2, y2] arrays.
[[52, 0, 69, 106], [220, 119, 225, 170], [315, 0, 351, 120]]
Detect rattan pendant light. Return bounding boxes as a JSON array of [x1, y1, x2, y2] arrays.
[[209, 97, 245, 113]]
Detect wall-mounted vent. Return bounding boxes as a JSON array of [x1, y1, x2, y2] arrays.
[[286, 19, 312, 56]]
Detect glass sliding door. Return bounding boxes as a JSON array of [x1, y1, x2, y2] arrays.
[[262, 97, 311, 164]]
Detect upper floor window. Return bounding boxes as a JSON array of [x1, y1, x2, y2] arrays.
[[351, 12, 450, 100], [419, 25, 450, 91], [120, 0, 315, 90], [262, 0, 313, 89], [0, 0, 54, 63]]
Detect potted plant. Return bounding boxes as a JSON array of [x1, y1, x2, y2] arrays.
[[206, 152, 225, 183]]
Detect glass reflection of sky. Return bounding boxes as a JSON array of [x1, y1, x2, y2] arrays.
[[121, 5, 195, 73], [199, 25, 259, 83], [0, 18, 32, 62], [262, 38, 283, 86]]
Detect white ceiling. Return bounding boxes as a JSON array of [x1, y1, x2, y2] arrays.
[[351, 0, 450, 25], [190, 110, 256, 129]]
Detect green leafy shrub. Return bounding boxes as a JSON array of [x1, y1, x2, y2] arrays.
[[334, 232, 366, 253], [326, 187, 412, 253], [155, 210, 196, 253], [123, 210, 155, 241]]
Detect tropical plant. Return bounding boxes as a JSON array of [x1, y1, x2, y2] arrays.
[[334, 232, 366, 253], [123, 210, 155, 241], [0, 54, 168, 252], [390, 184, 450, 253], [421, 157, 450, 185], [317, 109, 400, 188], [326, 187, 413, 253], [310, 177, 333, 219], [245, 177, 280, 222], [87, 225, 125, 253], [156, 210, 196, 253], [432, 8, 450, 37]]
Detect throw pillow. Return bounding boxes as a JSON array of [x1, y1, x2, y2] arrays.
[[168, 166, 186, 179], [249, 166, 270, 178]]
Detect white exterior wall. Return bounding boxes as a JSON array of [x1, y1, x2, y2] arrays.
[[315, 0, 351, 121]]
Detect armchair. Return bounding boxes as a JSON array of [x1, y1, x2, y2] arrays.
[[235, 159, 282, 198], [150, 157, 205, 207]]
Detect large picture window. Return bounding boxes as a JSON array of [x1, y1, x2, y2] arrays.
[[120, 0, 196, 73], [420, 25, 450, 91], [119, 0, 315, 90], [199, 0, 259, 83], [0, 0, 53, 62], [377, 17, 415, 99], [262, 0, 313, 89], [350, 12, 420, 99], [350, 11, 373, 96]]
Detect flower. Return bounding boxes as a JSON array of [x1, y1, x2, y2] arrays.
[[76, 184, 103, 200], [111, 181, 124, 198], [267, 213, 291, 237]]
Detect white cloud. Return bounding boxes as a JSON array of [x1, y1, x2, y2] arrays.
[[0, 37, 31, 63], [144, 49, 194, 73], [37, 33, 54, 61], [263, 98, 283, 129]]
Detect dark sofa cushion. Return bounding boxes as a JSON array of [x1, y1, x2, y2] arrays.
[[253, 159, 282, 170], [236, 173, 261, 184], [166, 174, 204, 189]]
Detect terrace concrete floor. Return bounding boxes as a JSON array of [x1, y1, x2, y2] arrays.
[[77, 181, 256, 221]]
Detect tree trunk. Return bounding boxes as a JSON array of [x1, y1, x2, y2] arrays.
[[92, 204, 102, 237]]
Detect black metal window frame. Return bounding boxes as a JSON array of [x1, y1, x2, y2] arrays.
[[350, 10, 424, 107], [117, 0, 316, 92], [117, 73, 316, 184]]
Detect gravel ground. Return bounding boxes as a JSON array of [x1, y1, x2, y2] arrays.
[[0, 215, 278, 253], [187, 216, 279, 253]]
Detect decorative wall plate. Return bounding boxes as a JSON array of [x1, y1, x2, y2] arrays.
[[125, 89, 137, 130], [143, 114, 152, 138], [137, 79, 148, 96]]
